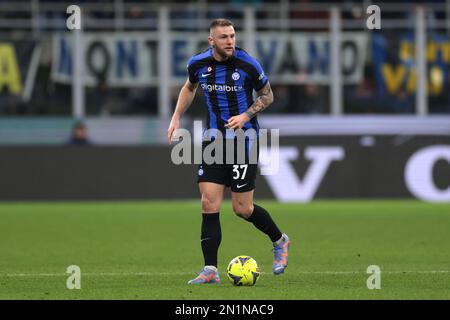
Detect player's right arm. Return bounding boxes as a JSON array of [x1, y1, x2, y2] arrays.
[[167, 78, 198, 144]]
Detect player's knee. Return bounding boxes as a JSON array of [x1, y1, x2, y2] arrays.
[[232, 202, 253, 219], [201, 195, 221, 213]]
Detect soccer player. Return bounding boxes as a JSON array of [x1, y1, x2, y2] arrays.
[[167, 18, 290, 284]]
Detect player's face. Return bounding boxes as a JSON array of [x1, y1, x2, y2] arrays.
[[209, 26, 236, 60], [74, 127, 87, 139]]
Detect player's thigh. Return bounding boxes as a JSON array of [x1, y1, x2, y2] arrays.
[[199, 182, 225, 213], [231, 189, 254, 218]]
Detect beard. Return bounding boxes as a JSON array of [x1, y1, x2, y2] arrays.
[[215, 45, 234, 59]]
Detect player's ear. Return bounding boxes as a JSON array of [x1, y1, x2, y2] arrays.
[[208, 35, 214, 47]]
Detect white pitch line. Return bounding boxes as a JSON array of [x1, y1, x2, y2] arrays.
[[0, 272, 192, 277], [1, 271, 449, 277]]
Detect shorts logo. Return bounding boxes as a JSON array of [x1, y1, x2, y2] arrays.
[[198, 169, 204, 176], [232, 72, 240, 81]]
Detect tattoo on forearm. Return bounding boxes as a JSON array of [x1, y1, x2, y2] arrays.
[[246, 83, 273, 118]]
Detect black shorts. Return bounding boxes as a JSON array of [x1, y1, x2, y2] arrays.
[[197, 138, 259, 193]]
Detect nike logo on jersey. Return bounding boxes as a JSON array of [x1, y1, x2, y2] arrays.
[[201, 73, 212, 77], [236, 183, 248, 189]]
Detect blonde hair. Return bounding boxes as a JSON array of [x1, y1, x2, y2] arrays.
[[209, 18, 234, 32]]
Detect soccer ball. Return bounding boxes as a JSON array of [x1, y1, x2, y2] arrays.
[[227, 255, 260, 286]]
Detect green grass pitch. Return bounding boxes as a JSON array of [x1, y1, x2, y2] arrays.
[[0, 200, 449, 299]]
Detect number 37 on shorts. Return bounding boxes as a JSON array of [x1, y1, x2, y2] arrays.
[[197, 163, 258, 193], [232, 165, 248, 180]]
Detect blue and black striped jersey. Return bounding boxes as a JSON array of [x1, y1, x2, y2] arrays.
[[187, 47, 268, 138]]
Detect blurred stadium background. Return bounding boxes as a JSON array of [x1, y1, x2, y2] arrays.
[[0, 0, 449, 300], [0, 0, 448, 202]]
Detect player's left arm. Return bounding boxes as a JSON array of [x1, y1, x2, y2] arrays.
[[245, 82, 273, 119], [225, 82, 273, 130]]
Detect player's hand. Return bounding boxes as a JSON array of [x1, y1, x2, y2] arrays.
[[167, 117, 180, 144], [225, 113, 250, 130]]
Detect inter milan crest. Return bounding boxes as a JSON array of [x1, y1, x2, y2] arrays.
[[232, 72, 240, 81], [207, 66, 212, 72]]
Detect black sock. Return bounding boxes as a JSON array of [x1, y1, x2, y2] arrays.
[[246, 204, 282, 243], [200, 213, 222, 267]]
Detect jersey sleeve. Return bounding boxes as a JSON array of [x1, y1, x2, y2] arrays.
[[249, 58, 268, 91], [187, 59, 199, 84]]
